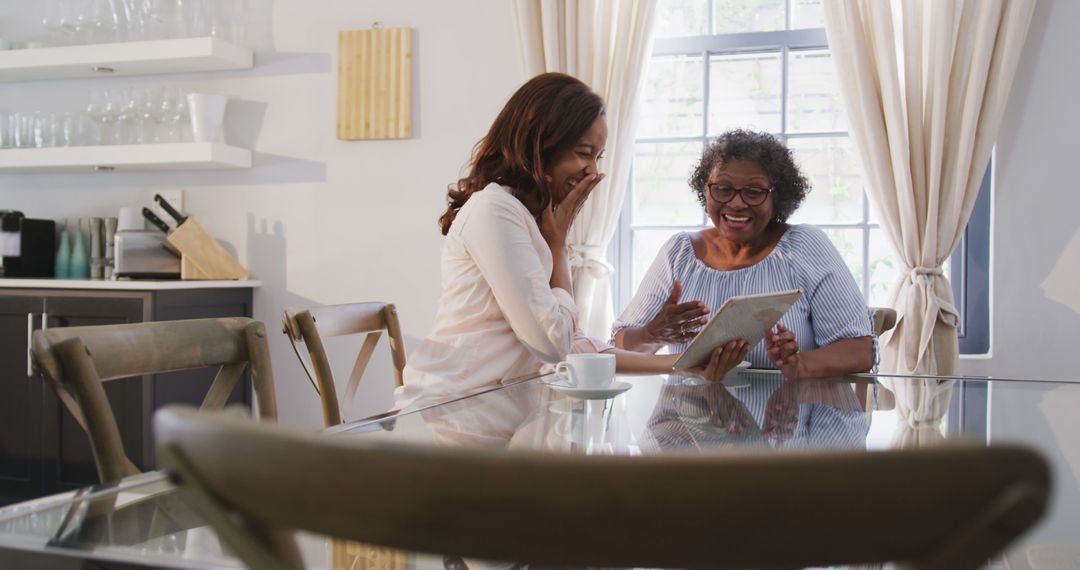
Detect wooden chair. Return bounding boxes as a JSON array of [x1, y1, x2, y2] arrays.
[[871, 306, 898, 337], [864, 306, 899, 410], [32, 317, 277, 485], [282, 303, 406, 427], [155, 406, 1050, 570]]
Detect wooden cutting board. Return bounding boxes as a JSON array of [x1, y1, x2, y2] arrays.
[[337, 27, 413, 140]]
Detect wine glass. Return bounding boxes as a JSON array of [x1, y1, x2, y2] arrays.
[[174, 88, 191, 142], [112, 87, 135, 144], [159, 86, 181, 142], [120, 0, 149, 40], [41, 0, 75, 45], [94, 88, 119, 144]]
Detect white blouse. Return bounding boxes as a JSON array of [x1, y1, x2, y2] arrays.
[[395, 184, 609, 410]]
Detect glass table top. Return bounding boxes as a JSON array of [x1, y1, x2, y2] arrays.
[[1, 370, 1077, 569]]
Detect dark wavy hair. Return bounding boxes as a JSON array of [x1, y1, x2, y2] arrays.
[[689, 129, 809, 224], [438, 73, 605, 235]]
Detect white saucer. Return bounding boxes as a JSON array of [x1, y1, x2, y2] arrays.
[[542, 380, 632, 400]]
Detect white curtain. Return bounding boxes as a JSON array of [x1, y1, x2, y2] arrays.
[[513, 0, 657, 339], [824, 0, 1035, 376]]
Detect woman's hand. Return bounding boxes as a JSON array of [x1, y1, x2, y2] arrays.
[[642, 280, 710, 346], [765, 323, 807, 380], [539, 172, 605, 249], [676, 339, 749, 382], [762, 380, 799, 445]]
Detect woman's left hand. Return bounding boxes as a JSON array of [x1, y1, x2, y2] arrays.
[[677, 339, 749, 382], [765, 323, 807, 379]]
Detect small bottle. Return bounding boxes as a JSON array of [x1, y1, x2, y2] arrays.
[[54, 228, 71, 279], [70, 222, 89, 279]]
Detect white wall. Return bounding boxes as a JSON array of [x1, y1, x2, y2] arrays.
[[958, 0, 1080, 382], [957, 0, 1080, 566], [0, 0, 523, 426]]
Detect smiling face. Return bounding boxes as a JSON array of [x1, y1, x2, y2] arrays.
[[705, 159, 775, 245], [545, 116, 608, 204]]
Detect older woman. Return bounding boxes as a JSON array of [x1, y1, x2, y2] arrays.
[[613, 129, 873, 379]]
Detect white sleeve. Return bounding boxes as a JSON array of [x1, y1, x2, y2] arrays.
[[458, 195, 576, 363]]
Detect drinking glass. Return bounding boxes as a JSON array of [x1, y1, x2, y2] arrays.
[[175, 88, 191, 142], [41, 0, 76, 45], [133, 86, 156, 143], [14, 113, 35, 148], [158, 86, 179, 142], [112, 87, 135, 144], [93, 88, 118, 144], [149, 0, 185, 39], [89, 0, 122, 43], [34, 113, 63, 148], [120, 0, 150, 40], [0, 113, 11, 149]]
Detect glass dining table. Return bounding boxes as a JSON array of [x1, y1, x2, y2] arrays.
[[0, 369, 1076, 569]]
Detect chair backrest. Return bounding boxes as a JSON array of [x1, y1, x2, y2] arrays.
[[281, 303, 406, 427], [867, 307, 899, 410], [32, 317, 277, 485], [155, 406, 1050, 570], [871, 306, 898, 337]]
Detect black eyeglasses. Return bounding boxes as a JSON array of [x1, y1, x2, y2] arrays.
[[706, 184, 774, 206]]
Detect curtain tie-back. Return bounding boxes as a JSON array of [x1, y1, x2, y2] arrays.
[[909, 266, 944, 280], [568, 244, 614, 279], [905, 417, 945, 430]]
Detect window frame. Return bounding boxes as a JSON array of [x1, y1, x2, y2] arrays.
[[614, 22, 990, 355]]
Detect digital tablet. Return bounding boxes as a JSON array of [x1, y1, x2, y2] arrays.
[[672, 289, 803, 370]]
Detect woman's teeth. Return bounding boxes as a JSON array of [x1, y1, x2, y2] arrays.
[[724, 214, 750, 222]]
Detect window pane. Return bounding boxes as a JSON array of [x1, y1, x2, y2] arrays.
[[708, 51, 782, 134], [713, 0, 785, 34], [787, 49, 846, 133], [822, 228, 865, 297], [633, 229, 685, 291], [633, 142, 706, 226], [786, 136, 863, 224], [655, 0, 709, 38], [639, 55, 705, 138], [868, 228, 901, 306], [791, 0, 826, 29]]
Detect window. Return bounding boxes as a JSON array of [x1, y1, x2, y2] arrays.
[[614, 0, 989, 354]]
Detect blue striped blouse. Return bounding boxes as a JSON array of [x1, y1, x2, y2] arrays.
[[613, 225, 873, 368]]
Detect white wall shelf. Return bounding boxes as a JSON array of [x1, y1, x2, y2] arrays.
[[0, 37, 252, 82], [0, 142, 252, 173]]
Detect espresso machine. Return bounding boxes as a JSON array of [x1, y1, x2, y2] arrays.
[[0, 211, 55, 278]]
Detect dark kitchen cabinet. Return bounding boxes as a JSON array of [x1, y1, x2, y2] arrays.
[[0, 285, 254, 505]]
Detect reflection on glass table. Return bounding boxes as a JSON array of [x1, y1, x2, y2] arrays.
[[0, 370, 1076, 569]]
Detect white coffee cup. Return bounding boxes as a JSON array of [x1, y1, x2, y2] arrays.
[[555, 353, 616, 389], [187, 93, 229, 143]]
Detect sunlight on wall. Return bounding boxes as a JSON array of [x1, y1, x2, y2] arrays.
[[1041, 227, 1080, 316]]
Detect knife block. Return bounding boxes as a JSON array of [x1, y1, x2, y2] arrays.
[[165, 218, 247, 280]]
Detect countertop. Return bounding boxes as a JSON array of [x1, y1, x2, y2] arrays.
[[0, 278, 261, 290]]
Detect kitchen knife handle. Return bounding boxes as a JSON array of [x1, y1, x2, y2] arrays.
[[142, 207, 171, 234], [154, 194, 188, 224]]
